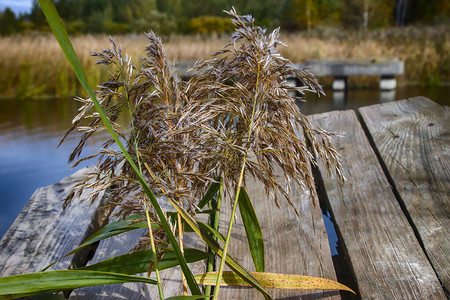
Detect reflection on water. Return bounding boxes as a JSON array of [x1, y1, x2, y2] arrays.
[[299, 85, 450, 115], [0, 86, 449, 239], [0, 98, 104, 238]]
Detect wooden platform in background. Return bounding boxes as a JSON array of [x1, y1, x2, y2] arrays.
[[0, 96, 448, 299]]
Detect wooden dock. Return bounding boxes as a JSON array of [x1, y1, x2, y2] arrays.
[[0, 96, 448, 299], [296, 57, 404, 90], [177, 58, 405, 91]]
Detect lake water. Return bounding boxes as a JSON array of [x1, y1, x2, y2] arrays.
[[0, 98, 100, 238], [0, 85, 449, 242]]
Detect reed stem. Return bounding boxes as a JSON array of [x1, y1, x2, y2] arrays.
[[205, 177, 224, 297], [144, 162, 191, 296], [213, 62, 261, 300], [131, 117, 166, 299], [178, 212, 187, 295], [145, 207, 165, 300]]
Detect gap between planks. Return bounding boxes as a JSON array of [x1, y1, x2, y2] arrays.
[[310, 162, 360, 300], [309, 104, 446, 299], [357, 97, 449, 296], [355, 101, 437, 283]]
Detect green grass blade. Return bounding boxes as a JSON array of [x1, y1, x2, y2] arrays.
[[196, 221, 226, 243], [42, 215, 150, 271], [238, 187, 264, 272], [205, 177, 223, 298], [198, 178, 221, 209], [167, 214, 224, 242], [78, 249, 208, 275], [166, 196, 272, 300], [68, 215, 149, 256], [36, 0, 89, 97], [0, 270, 157, 298], [37, 0, 201, 294]]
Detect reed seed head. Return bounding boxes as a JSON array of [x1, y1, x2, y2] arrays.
[[62, 9, 344, 251]]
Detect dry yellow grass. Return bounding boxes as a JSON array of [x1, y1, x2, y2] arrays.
[[1, 27, 449, 98]]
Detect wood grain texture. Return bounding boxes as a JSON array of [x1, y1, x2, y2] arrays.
[[216, 173, 340, 299], [0, 167, 107, 276], [310, 109, 446, 299], [358, 97, 450, 294], [69, 210, 206, 299]]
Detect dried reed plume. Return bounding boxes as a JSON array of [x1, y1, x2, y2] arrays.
[[62, 8, 344, 253], [182, 8, 344, 214]]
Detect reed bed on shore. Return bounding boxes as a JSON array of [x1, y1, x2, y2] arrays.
[[1, 26, 449, 98]]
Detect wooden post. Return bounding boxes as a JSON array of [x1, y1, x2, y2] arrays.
[[332, 76, 347, 90], [379, 75, 397, 90]]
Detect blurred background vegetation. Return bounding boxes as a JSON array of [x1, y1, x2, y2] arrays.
[[1, 0, 449, 36], [0, 0, 449, 98]]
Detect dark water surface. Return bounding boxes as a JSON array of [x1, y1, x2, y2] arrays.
[[0, 85, 449, 242], [0, 98, 102, 238]]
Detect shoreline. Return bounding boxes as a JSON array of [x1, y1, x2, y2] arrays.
[[1, 28, 449, 98]]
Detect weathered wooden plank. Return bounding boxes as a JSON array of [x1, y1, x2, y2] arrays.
[[0, 167, 108, 276], [358, 97, 450, 294], [216, 173, 340, 299], [310, 109, 446, 299], [69, 212, 206, 299]]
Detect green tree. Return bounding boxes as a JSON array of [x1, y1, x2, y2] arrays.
[[341, 0, 394, 29], [29, 1, 47, 30], [280, 0, 341, 31], [233, 0, 282, 28], [0, 8, 19, 35], [187, 15, 233, 34], [13, 0, 450, 35], [55, 0, 82, 21], [408, 0, 450, 24], [369, 0, 394, 28]]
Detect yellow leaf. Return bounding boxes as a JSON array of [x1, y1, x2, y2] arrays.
[[195, 271, 355, 294]]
